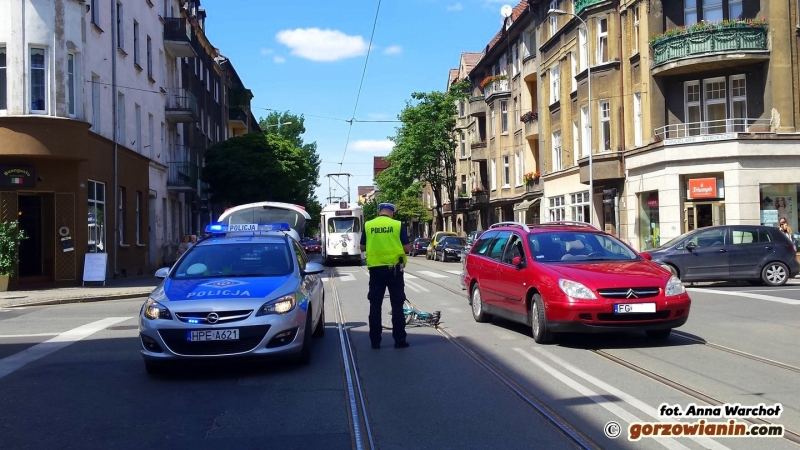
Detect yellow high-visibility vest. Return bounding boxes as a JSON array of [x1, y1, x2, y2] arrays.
[[364, 215, 407, 268]]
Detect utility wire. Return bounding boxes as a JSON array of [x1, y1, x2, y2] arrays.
[[339, 0, 383, 168]]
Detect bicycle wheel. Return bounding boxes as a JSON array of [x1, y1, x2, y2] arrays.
[[381, 299, 412, 329]]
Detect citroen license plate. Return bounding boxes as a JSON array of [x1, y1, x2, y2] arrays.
[[187, 329, 239, 341], [614, 303, 656, 314]]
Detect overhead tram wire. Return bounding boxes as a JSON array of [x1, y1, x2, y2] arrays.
[[339, 0, 383, 169]]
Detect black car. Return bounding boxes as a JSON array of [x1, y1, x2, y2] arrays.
[[641, 225, 800, 286], [409, 238, 430, 257], [433, 236, 467, 262]]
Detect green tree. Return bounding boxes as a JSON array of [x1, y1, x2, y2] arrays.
[[384, 81, 470, 230], [259, 111, 321, 204]]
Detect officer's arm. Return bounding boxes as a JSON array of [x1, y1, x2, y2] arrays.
[[360, 229, 367, 252], [400, 224, 411, 253]]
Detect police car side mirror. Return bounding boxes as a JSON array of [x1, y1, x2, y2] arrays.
[[155, 267, 170, 279], [303, 262, 325, 275]]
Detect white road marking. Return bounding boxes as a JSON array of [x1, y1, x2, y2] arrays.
[[513, 348, 692, 450], [687, 287, 800, 305], [0, 317, 130, 380], [405, 280, 429, 293], [444, 270, 462, 275], [446, 307, 463, 314], [416, 270, 447, 279], [336, 272, 357, 282], [0, 333, 59, 338], [405, 283, 421, 293], [533, 348, 729, 450], [404, 274, 418, 279]]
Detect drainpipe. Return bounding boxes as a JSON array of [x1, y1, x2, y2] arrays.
[[616, 4, 625, 237], [111, 3, 119, 276]]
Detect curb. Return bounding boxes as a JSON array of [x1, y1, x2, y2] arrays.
[[1, 292, 152, 308]]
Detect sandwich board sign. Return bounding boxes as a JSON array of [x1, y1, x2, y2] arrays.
[[83, 253, 108, 286]]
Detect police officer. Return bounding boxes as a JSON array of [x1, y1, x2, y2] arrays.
[[360, 203, 411, 349]]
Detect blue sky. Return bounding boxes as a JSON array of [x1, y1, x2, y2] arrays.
[[201, 0, 511, 204]]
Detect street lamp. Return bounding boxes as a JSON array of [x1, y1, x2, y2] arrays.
[[265, 121, 293, 132], [548, 8, 594, 227]]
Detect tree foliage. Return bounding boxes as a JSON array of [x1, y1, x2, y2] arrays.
[[0, 221, 27, 277]]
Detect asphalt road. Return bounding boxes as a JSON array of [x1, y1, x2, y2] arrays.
[[1, 253, 799, 449]]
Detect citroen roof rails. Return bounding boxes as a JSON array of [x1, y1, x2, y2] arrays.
[[538, 221, 602, 231], [488, 221, 531, 232]]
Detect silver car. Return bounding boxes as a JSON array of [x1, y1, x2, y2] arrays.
[[139, 223, 326, 374]]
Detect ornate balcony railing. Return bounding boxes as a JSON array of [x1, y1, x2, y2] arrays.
[[167, 162, 199, 191], [654, 118, 772, 143], [575, 0, 605, 15], [470, 192, 489, 207], [484, 79, 509, 98], [651, 23, 768, 67]]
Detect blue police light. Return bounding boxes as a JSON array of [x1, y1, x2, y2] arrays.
[[257, 222, 291, 232], [205, 223, 226, 233], [188, 319, 200, 324]]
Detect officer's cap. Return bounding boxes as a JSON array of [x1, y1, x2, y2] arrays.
[[378, 203, 396, 212]]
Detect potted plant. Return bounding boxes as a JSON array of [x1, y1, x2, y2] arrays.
[[520, 111, 539, 123], [471, 187, 486, 195], [0, 221, 27, 291], [523, 171, 541, 184]]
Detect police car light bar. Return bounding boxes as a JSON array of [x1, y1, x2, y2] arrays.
[[204, 222, 292, 233]]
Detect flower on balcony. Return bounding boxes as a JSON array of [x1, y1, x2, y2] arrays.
[[522, 171, 540, 184], [479, 74, 508, 89], [649, 18, 767, 45], [471, 186, 486, 194], [520, 111, 538, 123]]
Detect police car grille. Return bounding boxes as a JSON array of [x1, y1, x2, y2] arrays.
[[596, 287, 660, 299], [159, 325, 271, 356], [174, 310, 253, 324]]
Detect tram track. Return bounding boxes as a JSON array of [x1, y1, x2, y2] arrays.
[[400, 265, 800, 447]]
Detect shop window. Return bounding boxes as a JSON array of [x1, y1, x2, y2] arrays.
[[638, 192, 660, 250], [570, 192, 590, 223], [88, 180, 106, 253], [760, 184, 798, 239]]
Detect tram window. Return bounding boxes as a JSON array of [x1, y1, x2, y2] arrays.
[[328, 217, 360, 233]]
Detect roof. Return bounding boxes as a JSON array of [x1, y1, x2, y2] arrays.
[[448, 68, 459, 87], [462, 52, 482, 73], [486, 1, 530, 53]]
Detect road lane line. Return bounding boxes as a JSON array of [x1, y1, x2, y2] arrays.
[[405, 280, 429, 293], [405, 283, 420, 293], [0, 333, 59, 338], [0, 317, 130, 380], [687, 287, 800, 305], [404, 274, 418, 279], [444, 270, 462, 275], [416, 270, 447, 278], [513, 348, 690, 450], [533, 348, 729, 450]]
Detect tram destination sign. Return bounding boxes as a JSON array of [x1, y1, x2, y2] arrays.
[[335, 210, 352, 216], [0, 166, 35, 188]]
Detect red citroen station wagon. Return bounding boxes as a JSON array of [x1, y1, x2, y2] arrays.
[[463, 221, 691, 344]]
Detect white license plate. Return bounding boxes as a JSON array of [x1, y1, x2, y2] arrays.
[[614, 303, 656, 314], [187, 329, 239, 341]]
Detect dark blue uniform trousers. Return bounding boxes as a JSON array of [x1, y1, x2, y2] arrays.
[[367, 265, 407, 345]]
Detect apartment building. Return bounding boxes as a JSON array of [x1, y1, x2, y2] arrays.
[[223, 58, 262, 139]]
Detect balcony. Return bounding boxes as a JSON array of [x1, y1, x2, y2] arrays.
[[470, 192, 489, 208], [469, 96, 486, 117], [484, 79, 510, 100], [522, 113, 539, 139], [165, 88, 199, 123], [525, 178, 542, 194], [654, 118, 772, 145], [163, 18, 198, 58], [470, 142, 488, 161], [167, 162, 199, 191], [579, 151, 624, 184], [651, 22, 769, 76], [522, 55, 537, 82], [229, 107, 248, 132], [575, 0, 606, 15]]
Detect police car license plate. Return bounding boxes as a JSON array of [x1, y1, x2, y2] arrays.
[[188, 329, 239, 341], [229, 224, 257, 231], [614, 303, 656, 314]]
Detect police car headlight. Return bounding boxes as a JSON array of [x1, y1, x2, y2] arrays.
[[143, 298, 172, 320], [257, 294, 296, 316]]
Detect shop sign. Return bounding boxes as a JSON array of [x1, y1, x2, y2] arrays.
[[647, 196, 659, 208], [688, 178, 718, 199], [663, 133, 737, 146], [0, 166, 35, 188]]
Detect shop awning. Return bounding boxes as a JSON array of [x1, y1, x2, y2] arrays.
[[514, 199, 533, 211]]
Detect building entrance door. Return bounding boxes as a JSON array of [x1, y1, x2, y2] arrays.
[[685, 202, 726, 233], [18, 194, 43, 277]]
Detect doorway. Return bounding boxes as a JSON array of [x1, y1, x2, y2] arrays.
[[18, 195, 43, 277], [685, 202, 726, 232]]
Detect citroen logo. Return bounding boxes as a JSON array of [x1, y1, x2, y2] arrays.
[[625, 289, 639, 299], [207, 312, 220, 324]]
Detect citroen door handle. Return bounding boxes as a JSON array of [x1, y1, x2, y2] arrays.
[[718, 249, 727, 252], [765, 246, 773, 250]]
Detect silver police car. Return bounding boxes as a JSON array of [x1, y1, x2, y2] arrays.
[[139, 223, 326, 374]]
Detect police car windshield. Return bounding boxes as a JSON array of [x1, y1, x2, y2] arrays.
[[221, 207, 306, 236], [172, 242, 293, 278]]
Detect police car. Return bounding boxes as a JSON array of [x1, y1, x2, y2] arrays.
[[139, 222, 326, 374]]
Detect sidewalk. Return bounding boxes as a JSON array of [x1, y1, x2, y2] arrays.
[[0, 276, 158, 308]]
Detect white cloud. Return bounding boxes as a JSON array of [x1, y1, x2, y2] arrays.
[[447, 3, 463, 11], [275, 28, 368, 62], [383, 45, 402, 55], [273, 56, 286, 64], [349, 140, 394, 152], [260, 48, 274, 56]]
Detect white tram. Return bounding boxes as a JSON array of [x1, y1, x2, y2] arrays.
[[217, 201, 311, 242], [320, 201, 364, 265]]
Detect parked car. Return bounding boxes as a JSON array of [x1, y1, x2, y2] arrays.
[[434, 236, 467, 262], [409, 238, 431, 257], [460, 231, 483, 290], [303, 240, 321, 253], [463, 221, 691, 344], [426, 231, 457, 260], [641, 225, 800, 286]]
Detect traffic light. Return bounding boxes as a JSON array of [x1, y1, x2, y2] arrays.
[[602, 188, 617, 206]]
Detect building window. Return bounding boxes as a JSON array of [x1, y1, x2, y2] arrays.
[[684, 81, 701, 135], [458, 100, 465, 117], [550, 66, 560, 104], [91, 0, 100, 26], [88, 180, 106, 253], [503, 155, 510, 187], [633, 93, 642, 146], [461, 175, 467, 195], [512, 42, 519, 77], [460, 133, 466, 158], [117, 92, 126, 144], [685, 0, 698, 25], [133, 21, 140, 66], [91, 75, 100, 130], [116, 2, 124, 49], [705, 77, 727, 134], [513, 97, 518, 130], [160, 122, 166, 164], [135, 104, 142, 153], [730, 75, 746, 131], [639, 191, 661, 250], [491, 159, 497, 190], [67, 53, 76, 116], [633, 6, 640, 54], [30, 47, 46, 112], [599, 100, 611, 151], [501, 100, 508, 133], [119, 187, 126, 245], [572, 122, 579, 166], [136, 191, 142, 245], [549, 196, 565, 221], [729, 0, 743, 19], [549, 1, 558, 36], [703, 0, 723, 22], [597, 18, 608, 64], [578, 27, 587, 71], [570, 51, 577, 92], [515, 150, 522, 186], [580, 105, 589, 158], [1, 46, 7, 110], [551, 130, 562, 172], [146, 36, 153, 78], [490, 105, 495, 137], [570, 191, 590, 223]]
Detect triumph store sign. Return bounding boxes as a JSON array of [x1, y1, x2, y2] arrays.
[[687, 178, 720, 199]]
